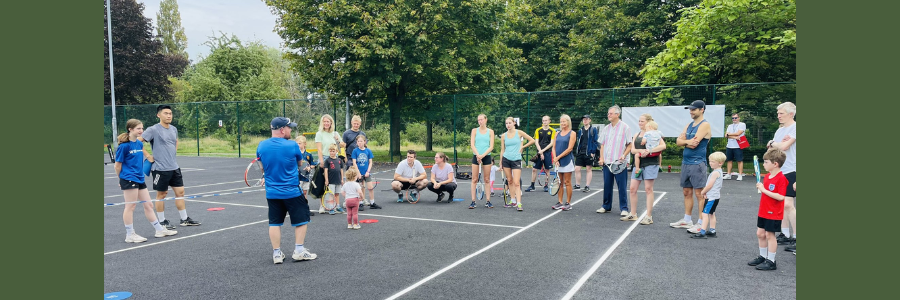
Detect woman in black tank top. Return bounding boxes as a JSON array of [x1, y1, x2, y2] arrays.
[[627, 114, 666, 224]]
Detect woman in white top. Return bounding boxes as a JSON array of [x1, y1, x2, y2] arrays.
[[315, 114, 345, 164]]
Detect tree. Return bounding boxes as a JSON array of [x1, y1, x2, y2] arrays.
[[156, 0, 188, 59], [104, 0, 188, 105], [265, 0, 521, 156], [640, 0, 796, 86]]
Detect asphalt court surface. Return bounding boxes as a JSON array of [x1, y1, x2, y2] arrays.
[[104, 156, 796, 299]]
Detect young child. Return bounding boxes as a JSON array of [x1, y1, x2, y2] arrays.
[[747, 149, 788, 271], [351, 135, 380, 209], [691, 152, 725, 239], [342, 169, 363, 229], [489, 164, 501, 197], [323, 144, 345, 215], [634, 120, 662, 178], [295, 136, 316, 197]]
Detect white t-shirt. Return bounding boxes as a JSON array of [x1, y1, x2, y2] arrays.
[[772, 122, 796, 173], [395, 160, 426, 179], [726, 122, 747, 149], [341, 181, 361, 199], [490, 165, 500, 182]]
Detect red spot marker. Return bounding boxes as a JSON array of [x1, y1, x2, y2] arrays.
[[207, 207, 225, 211], [359, 219, 379, 223]]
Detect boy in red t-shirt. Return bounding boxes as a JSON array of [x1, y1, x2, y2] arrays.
[[747, 149, 788, 271]]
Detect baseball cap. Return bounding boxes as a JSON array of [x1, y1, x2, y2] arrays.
[[582, 114, 591, 119], [685, 100, 705, 110], [271, 117, 297, 129]]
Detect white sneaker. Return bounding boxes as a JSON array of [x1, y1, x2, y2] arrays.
[[620, 210, 630, 216], [125, 233, 147, 243], [736, 174, 743, 181], [319, 206, 326, 214], [669, 219, 693, 229], [353, 224, 361, 230], [348, 224, 353, 229], [273, 250, 285, 264], [596, 208, 609, 213], [687, 224, 702, 234], [723, 174, 732, 180], [292, 249, 317, 261], [154, 229, 178, 238]]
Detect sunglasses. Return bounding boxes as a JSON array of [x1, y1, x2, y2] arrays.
[[732, 117, 738, 119]]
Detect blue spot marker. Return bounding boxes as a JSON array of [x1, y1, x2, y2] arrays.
[[104, 291, 132, 299], [452, 198, 465, 202]]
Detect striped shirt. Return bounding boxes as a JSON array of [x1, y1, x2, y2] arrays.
[[599, 121, 632, 162]]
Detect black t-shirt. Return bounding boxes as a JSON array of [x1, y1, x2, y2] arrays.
[[324, 157, 344, 185], [633, 135, 660, 167], [536, 128, 554, 149]]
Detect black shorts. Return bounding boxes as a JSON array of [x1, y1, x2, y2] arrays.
[[151, 168, 184, 191], [119, 178, 147, 190], [784, 171, 796, 197], [757, 216, 782, 233], [532, 152, 553, 170], [472, 155, 493, 165], [393, 181, 413, 190], [268, 195, 311, 226], [725, 148, 743, 162], [702, 199, 719, 214], [501, 157, 522, 170], [574, 152, 594, 167]]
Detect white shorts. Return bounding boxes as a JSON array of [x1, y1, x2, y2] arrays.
[[558, 160, 575, 173]]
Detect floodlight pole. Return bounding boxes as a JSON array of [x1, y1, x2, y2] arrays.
[[106, 0, 118, 151]]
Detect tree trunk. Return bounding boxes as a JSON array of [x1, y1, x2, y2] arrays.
[[425, 120, 433, 151], [388, 84, 405, 159]]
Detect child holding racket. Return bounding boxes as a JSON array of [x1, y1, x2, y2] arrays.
[[115, 119, 177, 243], [342, 169, 363, 229], [295, 136, 316, 195], [323, 144, 346, 215], [690, 152, 725, 239], [351, 135, 380, 209], [747, 149, 788, 271]]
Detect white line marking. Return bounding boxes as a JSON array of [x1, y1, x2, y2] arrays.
[[103, 180, 246, 198], [103, 186, 260, 204], [385, 190, 602, 300], [104, 168, 205, 179], [560, 192, 667, 300], [104, 220, 268, 255], [185, 199, 267, 208], [357, 213, 524, 229]]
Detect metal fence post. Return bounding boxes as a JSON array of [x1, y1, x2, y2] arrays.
[[237, 102, 241, 158], [195, 103, 200, 156], [452, 94, 457, 163]]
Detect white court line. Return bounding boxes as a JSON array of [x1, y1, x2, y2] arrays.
[[104, 168, 206, 179], [560, 192, 668, 300], [185, 199, 267, 208], [357, 213, 524, 229], [104, 220, 268, 255], [103, 180, 247, 198], [103, 186, 259, 205], [385, 190, 602, 300]]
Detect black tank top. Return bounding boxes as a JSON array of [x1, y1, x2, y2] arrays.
[[633, 133, 660, 168]]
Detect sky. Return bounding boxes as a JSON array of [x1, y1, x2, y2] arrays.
[[139, 0, 284, 62]]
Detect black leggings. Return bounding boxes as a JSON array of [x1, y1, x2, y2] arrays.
[[426, 182, 457, 197]]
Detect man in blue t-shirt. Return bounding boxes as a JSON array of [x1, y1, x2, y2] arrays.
[[257, 117, 317, 264]]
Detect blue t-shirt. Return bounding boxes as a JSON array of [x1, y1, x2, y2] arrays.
[[257, 138, 304, 199], [115, 140, 145, 183], [351, 148, 374, 176]]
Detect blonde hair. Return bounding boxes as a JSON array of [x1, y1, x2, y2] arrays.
[[318, 114, 335, 133], [709, 152, 726, 164], [345, 168, 359, 182], [295, 135, 307, 143], [646, 120, 659, 131], [117, 119, 143, 145], [328, 144, 339, 152], [559, 114, 572, 129], [351, 115, 362, 124], [640, 113, 654, 122], [777, 102, 796, 116]]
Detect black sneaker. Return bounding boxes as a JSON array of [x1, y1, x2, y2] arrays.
[[447, 194, 454, 203], [358, 204, 365, 211], [755, 259, 777, 271], [706, 231, 717, 238], [776, 233, 791, 244], [369, 203, 382, 209], [525, 185, 535, 192], [159, 219, 176, 230], [747, 255, 766, 266], [690, 232, 707, 239], [785, 240, 796, 252], [436, 193, 445, 202], [582, 186, 591, 192], [573, 184, 581, 190], [180, 217, 201, 226]]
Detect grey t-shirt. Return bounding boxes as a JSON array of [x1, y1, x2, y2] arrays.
[[342, 129, 366, 156], [142, 123, 179, 171], [431, 163, 456, 183]]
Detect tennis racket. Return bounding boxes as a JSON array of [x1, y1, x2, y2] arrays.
[[321, 186, 338, 211], [475, 162, 485, 201], [549, 165, 561, 196], [753, 155, 762, 194], [244, 158, 264, 187], [299, 160, 311, 181], [536, 166, 548, 187]]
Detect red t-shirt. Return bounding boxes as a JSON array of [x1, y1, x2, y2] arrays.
[[758, 171, 788, 220]]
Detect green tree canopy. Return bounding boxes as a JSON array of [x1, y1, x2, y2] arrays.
[[155, 0, 188, 59]]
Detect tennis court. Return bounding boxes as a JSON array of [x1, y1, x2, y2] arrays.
[[103, 156, 796, 299]]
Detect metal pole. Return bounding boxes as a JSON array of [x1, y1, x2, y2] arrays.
[[196, 104, 200, 156], [345, 96, 350, 130], [452, 95, 456, 163], [237, 102, 242, 158], [106, 0, 118, 150]]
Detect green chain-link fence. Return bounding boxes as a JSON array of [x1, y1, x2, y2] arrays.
[[104, 82, 794, 166]]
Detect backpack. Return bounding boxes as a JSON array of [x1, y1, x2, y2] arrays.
[[308, 166, 326, 198]]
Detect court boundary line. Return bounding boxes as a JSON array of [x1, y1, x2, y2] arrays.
[[560, 192, 668, 300], [104, 181, 248, 198], [104, 168, 205, 179], [385, 190, 602, 300], [103, 220, 268, 255]]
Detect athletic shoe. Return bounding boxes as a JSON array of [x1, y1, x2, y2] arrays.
[[337, 207, 346, 214], [690, 232, 707, 239], [543, 186, 549, 193], [620, 214, 638, 221], [154, 229, 178, 238], [706, 231, 717, 238], [358, 204, 365, 211], [410, 191, 419, 203], [485, 201, 494, 208], [747, 255, 766, 266], [353, 224, 361, 230], [309, 212, 315, 217], [780, 237, 795, 246], [582, 186, 590, 192], [180, 217, 201, 226], [736, 175, 743, 181], [369, 203, 382, 209], [525, 185, 535, 192], [639, 216, 653, 225], [159, 219, 176, 230], [551, 202, 565, 210], [755, 259, 777, 271], [687, 224, 702, 234], [469, 201, 476, 209], [318, 207, 326, 214], [125, 233, 147, 243], [491, 191, 496, 196], [785, 240, 796, 252], [596, 208, 609, 213], [669, 219, 693, 229], [348, 224, 353, 229], [517, 203, 523, 211], [273, 250, 285, 264], [328, 209, 336, 215], [573, 184, 581, 190], [563, 204, 573, 211], [620, 210, 629, 216], [722, 174, 732, 180], [776, 233, 790, 244], [292, 249, 317, 261], [436, 193, 445, 202], [397, 193, 404, 203]]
